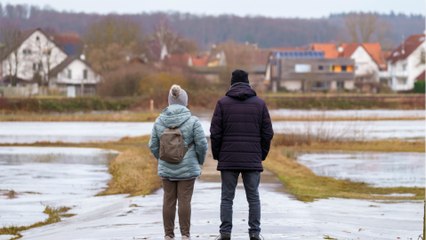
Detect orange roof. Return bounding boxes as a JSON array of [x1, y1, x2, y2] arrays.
[[339, 42, 386, 69], [310, 43, 339, 58], [190, 55, 209, 67], [362, 43, 386, 68], [339, 43, 359, 58]]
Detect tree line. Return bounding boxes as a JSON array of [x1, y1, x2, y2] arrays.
[[0, 3, 424, 50]]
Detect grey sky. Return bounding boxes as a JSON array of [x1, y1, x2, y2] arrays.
[[0, 0, 424, 18]]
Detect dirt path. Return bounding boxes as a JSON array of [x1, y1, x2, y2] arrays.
[[20, 154, 423, 240]]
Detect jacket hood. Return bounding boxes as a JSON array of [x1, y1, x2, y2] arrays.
[[226, 82, 257, 100], [159, 104, 192, 128]]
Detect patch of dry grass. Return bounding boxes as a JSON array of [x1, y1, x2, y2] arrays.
[[0, 206, 72, 239], [0, 111, 158, 122]]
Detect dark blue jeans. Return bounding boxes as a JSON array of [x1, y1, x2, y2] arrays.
[[220, 170, 261, 235]]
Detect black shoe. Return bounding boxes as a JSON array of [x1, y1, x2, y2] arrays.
[[249, 233, 262, 240], [216, 233, 231, 240]]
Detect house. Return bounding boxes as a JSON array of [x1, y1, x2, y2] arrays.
[[387, 34, 426, 92], [265, 50, 355, 92], [311, 42, 386, 92], [0, 28, 68, 87], [0, 28, 100, 97], [48, 56, 101, 97]]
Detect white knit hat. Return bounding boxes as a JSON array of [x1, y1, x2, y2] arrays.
[[168, 84, 188, 106]]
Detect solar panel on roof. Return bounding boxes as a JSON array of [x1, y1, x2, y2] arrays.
[[273, 51, 324, 59]]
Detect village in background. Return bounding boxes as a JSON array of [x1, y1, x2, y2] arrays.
[[0, 4, 424, 104]]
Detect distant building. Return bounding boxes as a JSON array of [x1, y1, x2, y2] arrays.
[[387, 34, 426, 92], [0, 28, 100, 97], [265, 50, 355, 92], [311, 42, 387, 92], [49, 56, 101, 97]]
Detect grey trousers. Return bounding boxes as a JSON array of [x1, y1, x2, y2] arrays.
[[162, 178, 195, 238]]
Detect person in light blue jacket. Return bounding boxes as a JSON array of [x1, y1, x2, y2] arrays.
[[149, 84, 208, 240]]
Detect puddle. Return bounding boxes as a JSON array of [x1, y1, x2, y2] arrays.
[[0, 147, 117, 227], [298, 152, 426, 187]]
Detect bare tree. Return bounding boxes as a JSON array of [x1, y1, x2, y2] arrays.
[[144, 19, 198, 61], [85, 16, 143, 72], [0, 21, 22, 86], [345, 13, 378, 42]]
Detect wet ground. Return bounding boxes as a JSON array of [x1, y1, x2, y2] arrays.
[[1, 150, 419, 240], [0, 119, 424, 143], [297, 152, 426, 187]]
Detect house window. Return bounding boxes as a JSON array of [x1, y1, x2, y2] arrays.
[[67, 69, 72, 79], [295, 64, 311, 73], [23, 49, 32, 55], [337, 81, 345, 90], [33, 62, 42, 71], [36, 36, 40, 41], [402, 64, 407, 71], [83, 69, 88, 79], [318, 65, 324, 71], [341, 65, 347, 72], [332, 65, 342, 72], [313, 81, 327, 89], [347, 65, 354, 72]]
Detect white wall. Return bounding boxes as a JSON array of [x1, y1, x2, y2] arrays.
[[389, 42, 426, 91], [283, 80, 302, 91], [351, 46, 379, 82], [53, 59, 100, 85]]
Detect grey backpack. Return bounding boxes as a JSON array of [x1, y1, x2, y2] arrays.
[[159, 127, 189, 164]]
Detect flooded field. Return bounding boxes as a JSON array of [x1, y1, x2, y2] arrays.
[[269, 109, 425, 119], [0, 109, 424, 239], [298, 152, 426, 187], [0, 147, 117, 227], [0, 119, 424, 143]]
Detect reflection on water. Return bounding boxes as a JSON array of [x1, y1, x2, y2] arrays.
[[0, 147, 116, 226], [298, 152, 425, 187]]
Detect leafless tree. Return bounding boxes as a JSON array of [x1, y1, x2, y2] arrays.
[[0, 21, 22, 86], [345, 13, 378, 43], [85, 16, 143, 72]]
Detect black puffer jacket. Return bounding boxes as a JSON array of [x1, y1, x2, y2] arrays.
[[210, 83, 274, 171]]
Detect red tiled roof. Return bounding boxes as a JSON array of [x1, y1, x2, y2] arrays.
[[387, 34, 425, 64], [310, 43, 339, 58], [190, 55, 209, 67], [164, 53, 191, 66], [362, 42, 386, 69], [54, 32, 82, 45], [339, 43, 359, 58], [338, 42, 386, 69]]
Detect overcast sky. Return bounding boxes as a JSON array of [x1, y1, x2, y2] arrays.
[[0, 0, 424, 18]]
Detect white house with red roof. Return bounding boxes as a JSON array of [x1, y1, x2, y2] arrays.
[[387, 34, 426, 91], [311, 42, 386, 92]]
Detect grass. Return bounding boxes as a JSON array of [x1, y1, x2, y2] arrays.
[[0, 206, 73, 239], [0, 111, 159, 122], [264, 134, 425, 202]]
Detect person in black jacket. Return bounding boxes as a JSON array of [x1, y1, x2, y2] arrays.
[[210, 69, 274, 240]]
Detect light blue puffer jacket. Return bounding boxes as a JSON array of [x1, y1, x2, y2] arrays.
[[149, 104, 208, 179]]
